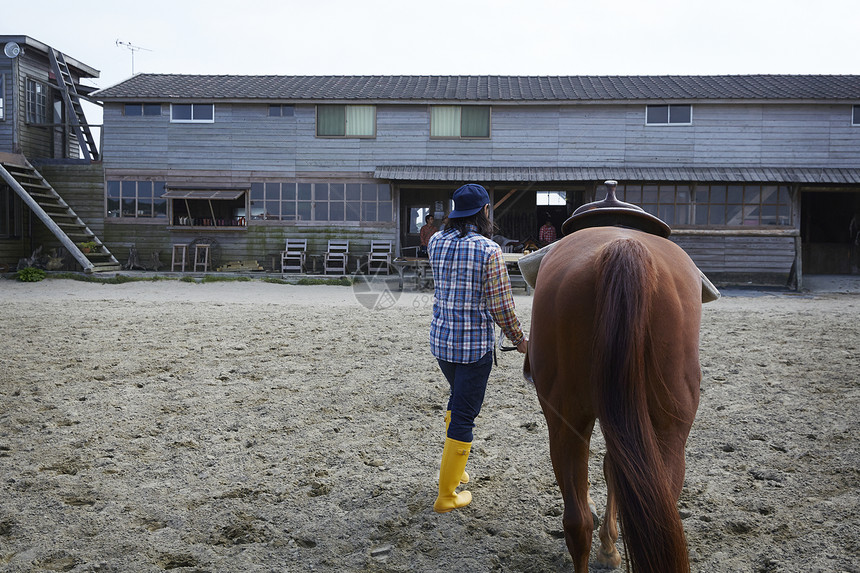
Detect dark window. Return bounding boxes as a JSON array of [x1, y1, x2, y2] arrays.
[[249, 181, 392, 222], [269, 104, 295, 117], [171, 103, 214, 122], [125, 103, 162, 116], [615, 182, 791, 227], [26, 79, 49, 124], [853, 105, 860, 126], [106, 180, 166, 219], [461, 106, 491, 137], [646, 104, 692, 125]]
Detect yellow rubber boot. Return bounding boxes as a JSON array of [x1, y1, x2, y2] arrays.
[[444, 411, 469, 484], [433, 437, 472, 513]]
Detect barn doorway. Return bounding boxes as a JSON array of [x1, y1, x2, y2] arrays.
[[801, 189, 860, 274]]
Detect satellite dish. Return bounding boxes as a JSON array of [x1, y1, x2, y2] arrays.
[[4, 42, 21, 58]]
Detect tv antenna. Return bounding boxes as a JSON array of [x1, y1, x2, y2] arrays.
[[115, 40, 152, 75]]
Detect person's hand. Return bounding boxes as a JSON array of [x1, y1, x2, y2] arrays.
[[517, 337, 528, 354]]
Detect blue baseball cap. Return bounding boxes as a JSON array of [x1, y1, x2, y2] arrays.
[[449, 184, 490, 218]]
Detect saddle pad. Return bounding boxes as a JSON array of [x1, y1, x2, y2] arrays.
[[517, 243, 721, 303]]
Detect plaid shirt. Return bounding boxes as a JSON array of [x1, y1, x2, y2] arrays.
[[539, 223, 557, 244], [428, 225, 525, 363]]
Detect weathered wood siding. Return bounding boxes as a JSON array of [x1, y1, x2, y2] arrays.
[[0, 48, 85, 160], [0, 199, 30, 268], [0, 66, 13, 151], [101, 222, 396, 272], [33, 162, 105, 255], [102, 102, 860, 173], [671, 234, 796, 285]]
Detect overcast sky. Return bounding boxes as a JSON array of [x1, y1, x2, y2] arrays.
[[3, 0, 859, 94]]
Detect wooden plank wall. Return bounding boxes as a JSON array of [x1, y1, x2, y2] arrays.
[[101, 222, 396, 272], [102, 102, 860, 173], [0, 66, 12, 151], [672, 234, 796, 285]]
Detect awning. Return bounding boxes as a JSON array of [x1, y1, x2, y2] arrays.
[[161, 188, 247, 200], [374, 166, 860, 185]]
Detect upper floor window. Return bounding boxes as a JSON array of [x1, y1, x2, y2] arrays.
[[269, 104, 295, 117], [170, 103, 214, 123], [645, 104, 692, 125], [853, 105, 859, 126], [26, 79, 49, 124], [125, 103, 162, 116], [106, 180, 167, 219], [431, 106, 491, 138], [316, 105, 376, 137]]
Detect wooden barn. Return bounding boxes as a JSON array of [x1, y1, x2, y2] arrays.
[[3, 35, 859, 286]]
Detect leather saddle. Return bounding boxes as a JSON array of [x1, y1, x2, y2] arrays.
[[519, 181, 720, 303]]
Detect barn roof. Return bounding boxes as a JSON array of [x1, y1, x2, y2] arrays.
[[92, 74, 860, 103]]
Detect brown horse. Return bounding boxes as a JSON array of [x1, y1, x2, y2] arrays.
[[527, 225, 702, 572]]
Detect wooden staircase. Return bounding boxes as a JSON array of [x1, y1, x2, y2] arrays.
[[0, 154, 120, 272], [49, 49, 99, 161]]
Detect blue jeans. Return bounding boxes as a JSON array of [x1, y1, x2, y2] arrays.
[[437, 351, 493, 442]]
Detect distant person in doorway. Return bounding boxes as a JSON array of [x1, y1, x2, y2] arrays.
[[539, 217, 557, 246], [427, 183, 527, 513], [419, 214, 437, 257]]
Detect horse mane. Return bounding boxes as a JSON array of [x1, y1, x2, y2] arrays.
[[591, 237, 690, 573]]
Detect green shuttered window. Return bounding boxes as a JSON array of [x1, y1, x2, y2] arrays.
[[316, 105, 376, 137], [431, 106, 491, 138]]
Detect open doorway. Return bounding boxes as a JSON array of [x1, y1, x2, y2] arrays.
[[493, 186, 588, 249], [399, 187, 452, 256], [801, 189, 860, 274]]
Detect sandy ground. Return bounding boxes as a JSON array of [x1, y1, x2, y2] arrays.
[[0, 277, 858, 572]]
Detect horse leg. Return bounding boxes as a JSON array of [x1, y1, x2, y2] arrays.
[[597, 457, 622, 568], [545, 417, 594, 573]]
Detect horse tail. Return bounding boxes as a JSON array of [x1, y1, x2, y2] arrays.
[[592, 238, 690, 573]]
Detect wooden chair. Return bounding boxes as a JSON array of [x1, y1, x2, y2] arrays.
[[193, 244, 211, 272], [324, 239, 350, 274], [171, 244, 187, 272], [280, 238, 307, 273], [367, 240, 393, 274]]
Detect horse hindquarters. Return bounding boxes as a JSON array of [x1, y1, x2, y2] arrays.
[[592, 237, 691, 573]]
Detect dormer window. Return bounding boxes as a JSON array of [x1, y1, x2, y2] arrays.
[[646, 104, 692, 125]]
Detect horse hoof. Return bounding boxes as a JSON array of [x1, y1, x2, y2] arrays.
[[597, 548, 622, 568]]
